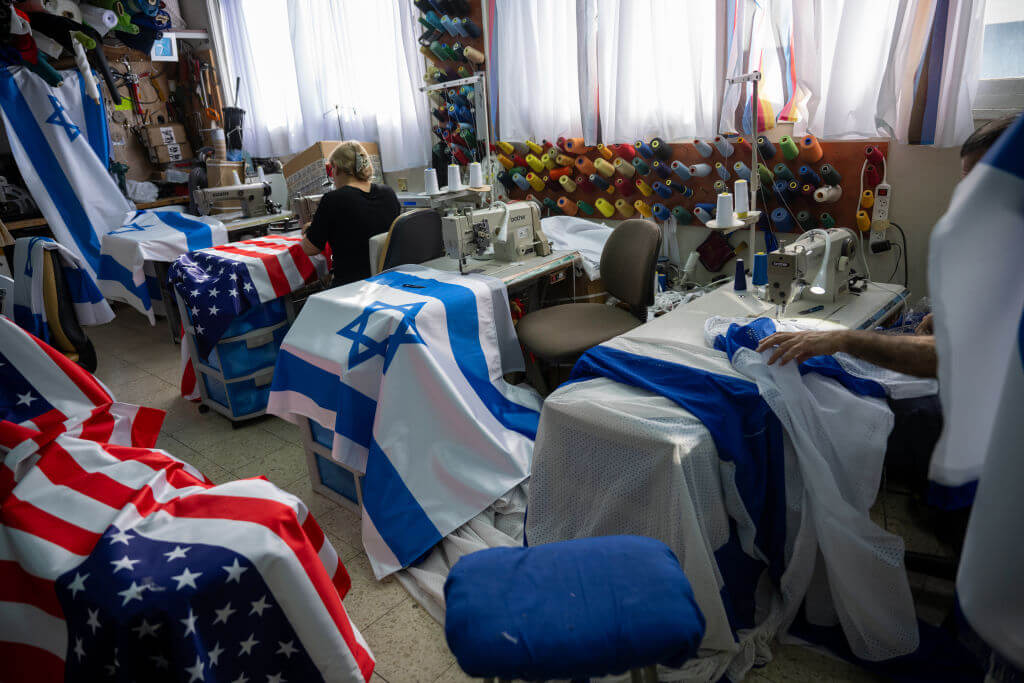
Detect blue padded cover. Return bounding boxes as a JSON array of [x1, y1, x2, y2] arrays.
[[443, 535, 705, 680]]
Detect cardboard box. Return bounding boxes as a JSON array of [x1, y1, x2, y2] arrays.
[[282, 141, 382, 199], [206, 160, 244, 188], [143, 123, 187, 146], [148, 141, 193, 164]]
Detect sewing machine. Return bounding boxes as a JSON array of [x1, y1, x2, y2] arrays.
[[194, 182, 277, 218], [441, 201, 552, 270], [765, 228, 858, 304]]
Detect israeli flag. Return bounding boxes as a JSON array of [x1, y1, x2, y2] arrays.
[[269, 265, 542, 578], [98, 210, 227, 323], [0, 67, 133, 280], [12, 236, 114, 343]]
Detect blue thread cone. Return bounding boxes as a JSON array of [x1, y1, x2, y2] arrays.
[[753, 252, 768, 286], [734, 258, 747, 291]]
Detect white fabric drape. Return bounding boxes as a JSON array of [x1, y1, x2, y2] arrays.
[[595, 0, 719, 143], [217, 0, 430, 171], [492, 0, 585, 142]]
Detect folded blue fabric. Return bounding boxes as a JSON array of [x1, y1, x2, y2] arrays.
[[444, 535, 705, 680]]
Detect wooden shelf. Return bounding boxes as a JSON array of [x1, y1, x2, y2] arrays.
[[6, 197, 188, 232]]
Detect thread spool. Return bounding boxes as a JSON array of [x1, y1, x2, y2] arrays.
[[526, 140, 544, 155], [856, 210, 871, 232], [558, 175, 577, 193], [577, 200, 596, 215], [753, 252, 768, 286], [861, 189, 875, 208], [865, 164, 881, 187], [801, 184, 815, 197], [796, 211, 813, 230], [650, 137, 672, 161], [756, 136, 776, 159], [556, 137, 568, 152], [633, 201, 653, 218], [544, 176, 561, 192], [713, 136, 735, 158], [672, 206, 693, 223], [799, 165, 821, 185], [652, 161, 671, 179], [757, 163, 774, 185], [773, 163, 795, 182], [635, 140, 655, 159], [735, 179, 749, 217], [635, 179, 653, 197], [694, 206, 713, 225], [565, 138, 587, 154], [770, 207, 794, 231], [788, 180, 800, 196], [496, 171, 515, 192], [574, 156, 596, 176], [734, 258, 747, 291], [425, 167, 441, 194], [542, 152, 558, 170], [693, 139, 713, 158], [713, 180, 726, 194], [513, 154, 529, 168], [511, 172, 529, 192], [616, 144, 636, 161], [468, 162, 484, 187], [779, 135, 799, 160], [558, 197, 578, 216], [542, 140, 555, 152], [733, 161, 751, 180], [820, 164, 842, 185], [671, 160, 691, 181], [716, 192, 736, 225], [550, 167, 572, 182], [576, 175, 595, 192], [695, 202, 716, 216], [734, 137, 752, 155], [590, 173, 612, 192], [665, 180, 690, 197], [614, 158, 636, 178], [652, 203, 671, 221], [820, 213, 836, 229], [526, 154, 545, 174], [689, 163, 712, 177], [773, 180, 791, 199], [653, 181, 672, 199], [813, 185, 842, 203], [615, 199, 635, 218], [463, 18, 482, 38], [615, 177, 635, 196], [526, 172, 545, 192], [497, 154, 514, 170], [715, 162, 731, 181], [543, 197, 561, 214], [801, 134, 823, 162], [509, 166, 527, 179], [595, 197, 616, 217], [632, 158, 651, 175], [864, 145, 884, 165], [596, 144, 614, 160], [594, 157, 615, 178], [456, 66, 472, 78], [556, 154, 575, 167]]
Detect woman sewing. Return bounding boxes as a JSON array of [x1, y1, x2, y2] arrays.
[[301, 141, 400, 286]]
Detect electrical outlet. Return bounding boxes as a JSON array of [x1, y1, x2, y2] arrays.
[[870, 182, 891, 245]]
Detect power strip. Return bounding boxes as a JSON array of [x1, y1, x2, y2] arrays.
[[870, 182, 891, 247]]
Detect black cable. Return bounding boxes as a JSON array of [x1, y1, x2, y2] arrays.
[[888, 243, 902, 282], [890, 221, 909, 288]]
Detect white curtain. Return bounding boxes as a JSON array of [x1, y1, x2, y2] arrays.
[[595, 0, 719, 143], [217, 0, 430, 171], [492, 0, 585, 142]]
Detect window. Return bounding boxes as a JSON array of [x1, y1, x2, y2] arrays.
[[974, 0, 1024, 119]]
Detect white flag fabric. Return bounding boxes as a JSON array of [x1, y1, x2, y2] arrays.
[[12, 236, 114, 343], [931, 116, 1024, 669], [98, 210, 228, 324], [268, 265, 542, 578], [0, 67, 133, 280]]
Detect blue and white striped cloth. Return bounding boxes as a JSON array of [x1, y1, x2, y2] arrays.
[[98, 210, 227, 324], [0, 67, 133, 280], [268, 265, 542, 578], [12, 236, 113, 342]]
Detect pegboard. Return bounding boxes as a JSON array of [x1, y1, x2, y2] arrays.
[[499, 136, 888, 234], [418, 0, 485, 82]]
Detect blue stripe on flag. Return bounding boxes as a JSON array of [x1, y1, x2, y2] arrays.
[[98, 253, 150, 309], [79, 70, 109, 163], [157, 212, 216, 251], [13, 303, 48, 342], [61, 264, 106, 305], [0, 69, 103, 274], [919, 0, 950, 146], [927, 480, 978, 510], [363, 437, 442, 567], [371, 270, 540, 440], [271, 349, 376, 449]]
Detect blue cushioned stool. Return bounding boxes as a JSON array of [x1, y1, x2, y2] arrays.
[[444, 535, 705, 682]]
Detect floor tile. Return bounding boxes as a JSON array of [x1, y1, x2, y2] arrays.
[[318, 504, 363, 552], [758, 644, 884, 682], [232, 441, 309, 488], [362, 599, 455, 683], [281, 476, 342, 521], [171, 415, 267, 455], [260, 418, 303, 445], [340, 553, 410, 630], [433, 661, 474, 682]]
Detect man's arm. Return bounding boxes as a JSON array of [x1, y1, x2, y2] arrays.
[[755, 329, 937, 378]]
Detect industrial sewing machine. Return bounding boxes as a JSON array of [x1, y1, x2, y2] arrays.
[[441, 201, 552, 271], [194, 182, 278, 218], [765, 227, 858, 304]]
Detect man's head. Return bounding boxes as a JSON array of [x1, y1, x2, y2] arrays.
[[960, 115, 1018, 176]]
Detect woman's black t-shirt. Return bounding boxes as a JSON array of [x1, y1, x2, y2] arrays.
[[305, 183, 400, 286]]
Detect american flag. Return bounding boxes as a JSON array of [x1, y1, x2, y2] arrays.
[[0, 317, 374, 682]]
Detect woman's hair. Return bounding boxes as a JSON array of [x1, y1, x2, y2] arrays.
[[330, 141, 374, 181]]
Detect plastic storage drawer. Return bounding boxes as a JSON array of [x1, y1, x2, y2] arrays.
[[314, 453, 362, 507], [309, 419, 334, 450], [201, 370, 274, 418], [184, 296, 288, 336], [200, 324, 289, 380]]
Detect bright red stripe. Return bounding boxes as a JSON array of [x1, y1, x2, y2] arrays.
[[0, 465, 14, 501], [332, 555, 352, 600], [212, 245, 292, 297], [2, 495, 100, 555], [288, 244, 316, 281], [29, 333, 110, 406], [0, 560, 62, 618], [129, 407, 164, 448], [78, 410, 114, 443], [0, 642, 65, 683]]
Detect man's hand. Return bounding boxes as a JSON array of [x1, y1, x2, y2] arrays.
[[915, 313, 934, 335], [755, 330, 848, 366]]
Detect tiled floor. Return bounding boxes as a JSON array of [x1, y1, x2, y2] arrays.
[[86, 306, 960, 683]]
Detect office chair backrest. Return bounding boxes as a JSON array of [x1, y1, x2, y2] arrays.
[[378, 208, 444, 273], [599, 219, 662, 319]]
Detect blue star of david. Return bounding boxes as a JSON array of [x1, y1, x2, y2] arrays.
[[337, 300, 427, 372], [45, 95, 81, 142], [108, 211, 149, 235]]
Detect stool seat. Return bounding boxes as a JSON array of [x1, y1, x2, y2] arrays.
[[516, 303, 642, 363], [444, 535, 705, 681]]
